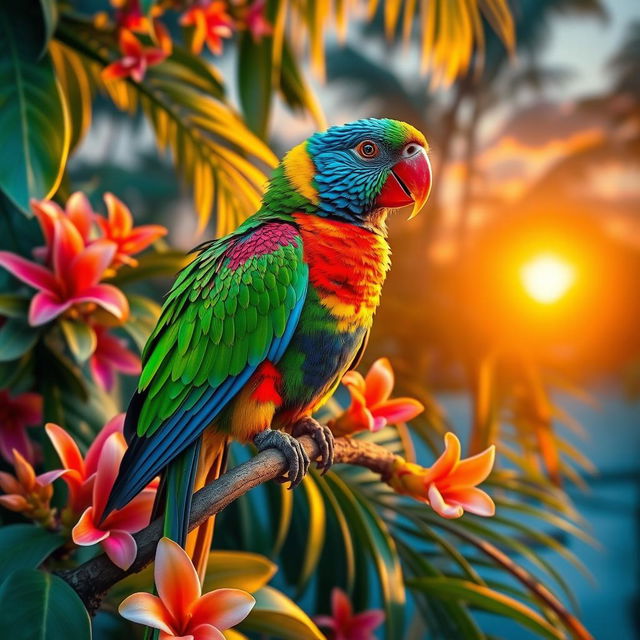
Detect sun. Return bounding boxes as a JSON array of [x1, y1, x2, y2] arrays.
[[520, 253, 576, 304]]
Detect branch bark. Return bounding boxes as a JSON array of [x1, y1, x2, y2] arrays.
[[57, 434, 396, 612]]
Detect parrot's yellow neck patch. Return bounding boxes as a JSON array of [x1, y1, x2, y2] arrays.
[[283, 142, 319, 204]]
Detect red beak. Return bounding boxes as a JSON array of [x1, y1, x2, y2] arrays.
[[375, 148, 432, 219]]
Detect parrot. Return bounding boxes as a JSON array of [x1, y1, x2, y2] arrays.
[[103, 118, 432, 579]]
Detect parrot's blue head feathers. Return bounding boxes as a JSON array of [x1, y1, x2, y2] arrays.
[[270, 118, 431, 232]]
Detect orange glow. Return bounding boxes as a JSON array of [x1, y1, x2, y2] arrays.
[[520, 253, 576, 304]]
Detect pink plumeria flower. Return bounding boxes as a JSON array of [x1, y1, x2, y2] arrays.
[[102, 29, 167, 83], [119, 537, 255, 639], [72, 432, 155, 570], [0, 449, 64, 528], [90, 327, 141, 391], [0, 389, 43, 464], [389, 432, 496, 519], [45, 414, 124, 517], [315, 588, 384, 640], [0, 215, 129, 326], [95, 193, 167, 269], [180, 1, 233, 55], [330, 358, 424, 435]]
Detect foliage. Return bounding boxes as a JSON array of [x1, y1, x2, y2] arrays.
[[0, 1, 604, 639]]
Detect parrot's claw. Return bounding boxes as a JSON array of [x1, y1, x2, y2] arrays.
[[291, 417, 335, 475], [254, 429, 310, 489]]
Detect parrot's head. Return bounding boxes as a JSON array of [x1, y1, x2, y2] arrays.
[[269, 118, 431, 233]]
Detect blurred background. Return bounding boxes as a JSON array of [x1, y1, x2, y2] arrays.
[[66, 0, 640, 637]]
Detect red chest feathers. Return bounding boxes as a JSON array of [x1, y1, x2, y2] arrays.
[[293, 214, 390, 331]]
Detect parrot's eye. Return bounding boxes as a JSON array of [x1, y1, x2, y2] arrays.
[[356, 140, 379, 159]]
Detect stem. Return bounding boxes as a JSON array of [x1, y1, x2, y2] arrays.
[[56, 434, 396, 612]]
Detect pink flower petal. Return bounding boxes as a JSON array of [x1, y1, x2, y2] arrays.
[[92, 433, 126, 520], [372, 398, 424, 425], [119, 592, 175, 634], [105, 488, 155, 533], [97, 331, 141, 373], [53, 216, 84, 283], [190, 589, 255, 631], [154, 537, 201, 627], [85, 414, 125, 475], [351, 609, 385, 633], [36, 469, 68, 486], [102, 60, 134, 81], [102, 529, 138, 570], [444, 487, 496, 517], [190, 624, 225, 640], [313, 615, 336, 631], [363, 358, 394, 405], [90, 354, 116, 391], [29, 291, 70, 326], [72, 507, 110, 545], [0, 251, 58, 293], [70, 241, 117, 292], [72, 284, 129, 321], [427, 483, 463, 519], [45, 423, 85, 475]]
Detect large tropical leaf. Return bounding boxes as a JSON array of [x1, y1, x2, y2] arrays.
[[0, 525, 65, 588], [0, 570, 91, 640], [0, 2, 70, 213]]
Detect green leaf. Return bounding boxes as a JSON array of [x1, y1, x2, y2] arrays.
[[60, 319, 96, 363], [0, 3, 69, 213], [296, 473, 326, 595], [140, 0, 157, 15], [108, 251, 189, 286], [0, 570, 91, 640], [0, 318, 39, 362], [202, 551, 277, 592], [0, 293, 30, 318], [237, 33, 272, 138], [408, 578, 565, 640], [0, 525, 65, 587], [240, 586, 324, 640], [36, 0, 58, 56]]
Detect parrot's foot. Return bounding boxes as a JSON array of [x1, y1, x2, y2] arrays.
[[291, 416, 335, 475], [254, 429, 310, 489]]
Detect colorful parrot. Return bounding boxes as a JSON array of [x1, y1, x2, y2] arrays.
[[103, 118, 431, 578]]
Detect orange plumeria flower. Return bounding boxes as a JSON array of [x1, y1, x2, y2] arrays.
[[96, 193, 167, 268], [180, 1, 233, 55], [389, 432, 495, 519], [330, 358, 424, 436], [102, 29, 167, 83], [72, 432, 156, 569], [0, 449, 64, 528], [45, 414, 125, 520], [119, 537, 255, 639]]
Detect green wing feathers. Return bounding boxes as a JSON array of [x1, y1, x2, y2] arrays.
[[134, 221, 308, 437]]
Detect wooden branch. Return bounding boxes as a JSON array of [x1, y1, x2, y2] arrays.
[[57, 434, 396, 612]]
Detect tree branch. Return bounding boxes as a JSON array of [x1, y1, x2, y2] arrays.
[[57, 434, 396, 612]]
